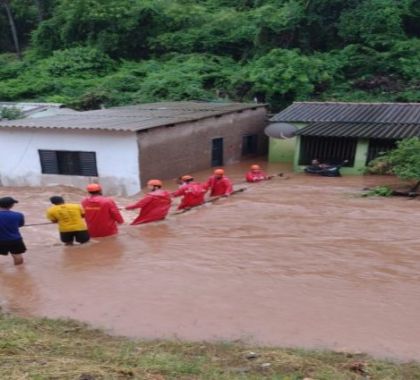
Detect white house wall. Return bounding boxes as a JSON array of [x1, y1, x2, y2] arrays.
[[0, 128, 140, 195]]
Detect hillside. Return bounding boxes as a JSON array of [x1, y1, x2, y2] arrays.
[[0, 0, 419, 111]]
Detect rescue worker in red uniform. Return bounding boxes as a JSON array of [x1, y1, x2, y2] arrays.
[[81, 183, 124, 238], [245, 164, 273, 183], [204, 169, 233, 197], [172, 175, 206, 210], [125, 179, 172, 225]]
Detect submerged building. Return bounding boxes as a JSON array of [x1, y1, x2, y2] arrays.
[[267, 102, 420, 174], [0, 102, 267, 195]]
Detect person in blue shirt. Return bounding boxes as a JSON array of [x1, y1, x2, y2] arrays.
[[0, 197, 26, 265]]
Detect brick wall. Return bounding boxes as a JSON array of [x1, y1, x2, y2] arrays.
[[137, 107, 267, 186]]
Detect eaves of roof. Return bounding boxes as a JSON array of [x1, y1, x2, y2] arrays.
[[271, 102, 420, 124], [296, 122, 420, 139], [0, 102, 266, 132]]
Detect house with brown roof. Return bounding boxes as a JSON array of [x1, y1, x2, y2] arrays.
[[0, 101, 267, 195], [266, 102, 420, 174]]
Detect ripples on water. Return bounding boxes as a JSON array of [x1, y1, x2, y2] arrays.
[[1, 162, 419, 360]]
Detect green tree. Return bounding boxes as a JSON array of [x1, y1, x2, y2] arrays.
[[152, 7, 257, 59], [239, 48, 334, 109], [402, 0, 420, 37], [338, 0, 408, 48], [386, 137, 420, 191], [32, 0, 168, 58], [252, 1, 305, 51]]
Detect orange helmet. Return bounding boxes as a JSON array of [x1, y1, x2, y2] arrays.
[[147, 179, 162, 187], [251, 164, 261, 171], [181, 175, 193, 182], [86, 183, 102, 192], [214, 168, 224, 176]]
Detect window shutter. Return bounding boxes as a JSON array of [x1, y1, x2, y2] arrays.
[[38, 150, 59, 174], [78, 151, 98, 176]]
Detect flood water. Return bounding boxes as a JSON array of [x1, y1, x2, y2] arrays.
[[1, 162, 420, 361]]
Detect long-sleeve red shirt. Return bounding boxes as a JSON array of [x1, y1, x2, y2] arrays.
[[204, 176, 233, 197], [245, 170, 268, 183], [172, 182, 206, 209], [81, 195, 124, 238], [125, 189, 172, 225]]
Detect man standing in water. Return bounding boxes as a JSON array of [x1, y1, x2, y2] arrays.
[[46, 196, 90, 246], [82, 184, 124, 238], [0, 197, 26, 265], [172, 175, 206, 210], [125, 179, 172, 225], [204, 169, 233, 197], [245, 164, 273, 183]]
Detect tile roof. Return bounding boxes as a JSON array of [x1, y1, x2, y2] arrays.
[[296, 122, 420, 139], [0, 102, 265, 132], [271, 102, 420, 124]]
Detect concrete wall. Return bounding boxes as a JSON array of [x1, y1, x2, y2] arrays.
[[268, 137, 296, 162], [0, 128, 140, 195], [137, 107, 267, 185], [268, 123, 307, 163], [293, 136, 303, 172]]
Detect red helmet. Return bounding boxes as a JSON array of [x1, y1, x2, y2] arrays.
[[86, 183, 101, 192], [251, 164, 261, 171], [181, 175, 193, 182], [147, 179, 162, 187], [214, 169, 224, 176]]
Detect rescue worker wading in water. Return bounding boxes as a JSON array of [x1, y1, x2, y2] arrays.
[[81, 184, 124, 238], [204, 169, 233, 197], [172, 175, 206, 210], [125, 179, 172, 225], [245, 164, 273, 183]]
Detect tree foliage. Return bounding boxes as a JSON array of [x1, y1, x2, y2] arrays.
[[385, 138, 420, 182], [338, 0, 408, 48], [0, 0, 419, 110]]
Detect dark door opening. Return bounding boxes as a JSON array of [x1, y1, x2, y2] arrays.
[[242, 134, 258, 156], [211, 138, 224, 167]]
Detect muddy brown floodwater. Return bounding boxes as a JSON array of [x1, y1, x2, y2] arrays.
[[1, 161, 420, 361]]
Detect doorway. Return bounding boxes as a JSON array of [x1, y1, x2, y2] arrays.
[[211, 138, 224, 167]]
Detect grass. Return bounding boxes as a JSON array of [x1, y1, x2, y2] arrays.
[[1, 313, 420, 379]]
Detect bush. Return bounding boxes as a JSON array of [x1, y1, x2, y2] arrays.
[[365, 157, 393, 175], [363, 185, 394, 197], [44, 47, 115, 77], [0, 106, 24, 120]]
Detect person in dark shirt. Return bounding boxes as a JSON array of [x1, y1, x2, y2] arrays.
[[0, 197, 26, 265]]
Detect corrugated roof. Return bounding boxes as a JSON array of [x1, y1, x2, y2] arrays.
[[296, 122, 420, 139], [0, 102, 64, 117], [0, 102, 265, 132], [271, 102, 420, 124]]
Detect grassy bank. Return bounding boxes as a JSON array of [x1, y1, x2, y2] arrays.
[[1, 313, 419, 379]]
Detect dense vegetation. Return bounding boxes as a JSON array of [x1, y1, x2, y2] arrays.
[[0, 0, 419, 110], [367, 137, 420, 193]]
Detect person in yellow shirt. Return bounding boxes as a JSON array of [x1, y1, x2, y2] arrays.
[[46, 196, 90, 246]]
